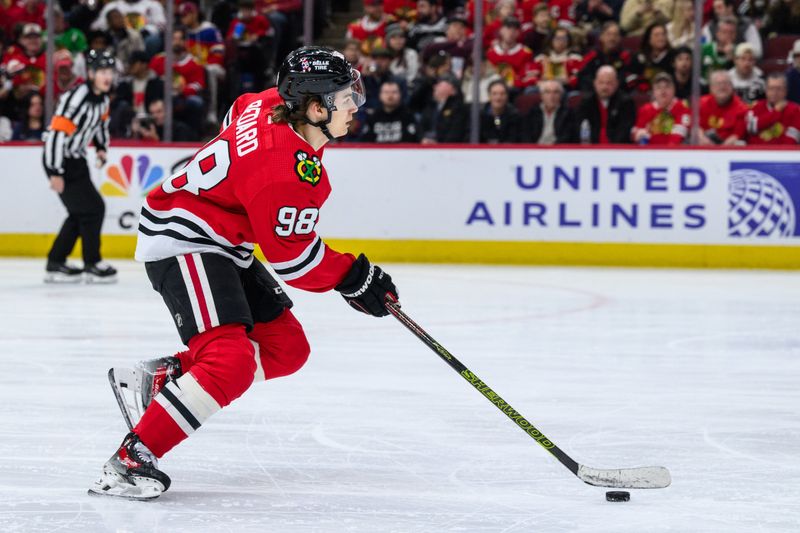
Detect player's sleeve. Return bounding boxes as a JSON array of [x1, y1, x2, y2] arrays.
[[92, 98, 111, 153], [245, 182, 356, 292]]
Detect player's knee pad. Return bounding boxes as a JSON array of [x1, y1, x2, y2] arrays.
[[187, 323, 256, 406], [250, 310, 310, 381]]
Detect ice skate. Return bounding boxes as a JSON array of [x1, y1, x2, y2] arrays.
[[84, 261, 118, 283], [44, 261, 83, 283], [88, 432, 171, 500], [109, 356, 183, 430]]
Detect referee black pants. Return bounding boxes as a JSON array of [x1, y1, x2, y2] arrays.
[[47, 158, 105, 265]]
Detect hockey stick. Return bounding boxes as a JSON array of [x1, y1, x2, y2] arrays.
[[386, 301, 671, 489]]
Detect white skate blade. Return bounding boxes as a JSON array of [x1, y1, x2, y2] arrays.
[[88, 468, 165, 500], [44, 272, 82, 283], [108, 367, 145, 430], [84, 272, 118, 284]]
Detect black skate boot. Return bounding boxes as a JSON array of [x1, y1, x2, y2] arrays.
[[84, 261, 118, 284], [109, 357, 183, 430], [88, 432, 171, 500], [44, 261, 83, 283]]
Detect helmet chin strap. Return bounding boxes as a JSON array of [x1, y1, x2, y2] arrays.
[[303, 96, 338, 141]]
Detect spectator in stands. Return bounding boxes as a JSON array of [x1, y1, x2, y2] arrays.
[[524, 79, 579, 143], [575, 0, 617, 30], [788, 40, 800, 105], [703, 0, 762, 58], [577, 21, 637, 92], [729, 43, 765, 104], [523, 27, 583, 91], [92, 0, 166, 57], [576, 65, 637, 143], [761, 0, 800, 38], [227, 0, 271, 94], [111, 51, 158, 137], [363, 46, 407, 112], [149, 28, 206, 134], [383, 0, 416, 21], [362, 80, 419, 143], [486, 17, 533, 89], [666, 0, 695, 48], [421, 75, 469, 143], [52, 50, 82, 99], [701, 16, 736, 81], [548, 0, 578, 27], [407, 0, 447, 51], [106, 8, 145, 68], [635, 22, 674, 90], [672, 45, 694, 100], [181, 1, 225, 122], [51, 4, 88, 56], [522, 3, 553, 56], [226, 0, 271, 42], [619, 0, 673, 37], [11, 90, 43, 141], [409, 50, 452, 113], [346, 0, 390, 56], [422, 16, 473, 79], [343, 39, 365, 70], [4, 0, 45, 37], [479, 80, 522, 143], [698, 70, 747, 145], [257, 0, 301, 64], [182, 2, 226, 69], [632, 72, 690, 144], [386, 23, 419, 87], [132, 98, 195, 142], [462, 59, 502, 104], [746, 72, 800, 145], [1, 23, 45, 98], [481, 0, 518, 49]]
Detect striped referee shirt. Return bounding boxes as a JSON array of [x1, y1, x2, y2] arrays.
[[43, 82, 110, 177]]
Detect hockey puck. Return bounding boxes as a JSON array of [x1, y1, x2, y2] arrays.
[[605, 491, 630, 502]]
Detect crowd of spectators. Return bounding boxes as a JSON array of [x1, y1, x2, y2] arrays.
[[343, 0, 800, 145], [0, 0, 798, 145], [0, 0, 304, 142]]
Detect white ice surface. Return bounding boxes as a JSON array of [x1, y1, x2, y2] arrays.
[[0, 259, 798, 533]]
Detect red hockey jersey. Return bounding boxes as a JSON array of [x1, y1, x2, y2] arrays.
[[135, 88, 356, 292], [699, 94, 747, 141], [486, 43, 533, 88], [634, 98, 691, 145], [149, 54, 206, 97], [745, 100, 800, 145]]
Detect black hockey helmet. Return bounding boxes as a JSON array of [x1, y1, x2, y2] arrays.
[[86, 48, 116, 71], [277, 46, 365, 139]]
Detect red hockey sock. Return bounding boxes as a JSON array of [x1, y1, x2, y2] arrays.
[[135, 324, 256, 457]]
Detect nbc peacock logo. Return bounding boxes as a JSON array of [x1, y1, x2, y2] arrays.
[[100, 154, 165, 197]]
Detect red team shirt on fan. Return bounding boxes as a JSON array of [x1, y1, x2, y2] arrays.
[[149, 54, 207, 97], [699, 94, 747, 141], [635, 98, 691, 145], [746, 100, 800, 145], [135, 88, 356, 292], [486, 43, 533, 88]]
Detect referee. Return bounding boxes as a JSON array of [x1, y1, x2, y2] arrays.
[[43, 49, 117, 283]]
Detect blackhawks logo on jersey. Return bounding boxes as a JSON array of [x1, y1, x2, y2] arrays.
[[295, 150, 322, 186]]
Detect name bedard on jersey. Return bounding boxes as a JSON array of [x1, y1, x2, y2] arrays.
[[134, 88, 356, 292]]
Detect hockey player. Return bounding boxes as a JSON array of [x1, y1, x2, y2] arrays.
[[43, 49, 117, 283], [89, 46, 399, 500]]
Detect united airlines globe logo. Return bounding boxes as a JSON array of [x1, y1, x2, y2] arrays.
[[728, 168, 796, 238]]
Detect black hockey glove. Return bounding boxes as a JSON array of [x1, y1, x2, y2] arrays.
[[335, 253, 398, 317]]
